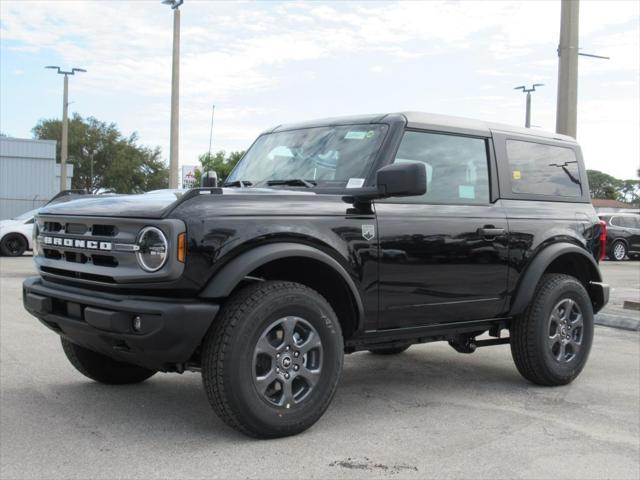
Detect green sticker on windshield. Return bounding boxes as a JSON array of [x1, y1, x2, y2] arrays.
[[345, 131, 367, 140]]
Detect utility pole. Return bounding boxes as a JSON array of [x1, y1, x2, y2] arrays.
[[162, 0, 184, 189], [555, 0, 610, 139], [556, 0, 579, 138], [514, 84, 544, 128], [45, 66, 86, 191], [208, 104, 215, 158]]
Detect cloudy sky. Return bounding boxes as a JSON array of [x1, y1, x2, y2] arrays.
[[1, 0, 638, 179]]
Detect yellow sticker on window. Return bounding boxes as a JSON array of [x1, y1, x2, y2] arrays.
[[512, 170, 521, 180]]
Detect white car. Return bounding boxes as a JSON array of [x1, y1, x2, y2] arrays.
[[0, 209, 37, 256]]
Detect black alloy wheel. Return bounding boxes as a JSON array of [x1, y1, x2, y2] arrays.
[[253, 316, 323, 408], [0, 234, 27, 257]]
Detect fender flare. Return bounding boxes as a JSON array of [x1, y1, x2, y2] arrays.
[[199, 242, 365, 321], [509, 242, 602, 316]]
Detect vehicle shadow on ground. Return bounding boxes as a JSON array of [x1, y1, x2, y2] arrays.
[[42, 348, 525, 442]]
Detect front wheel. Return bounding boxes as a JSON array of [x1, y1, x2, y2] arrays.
[[1, 233, 27, 256], [610, 240, 627, 261], [510, 274, 594, 386], [61, 338, 157, 384], [201, 281, 344, 438]]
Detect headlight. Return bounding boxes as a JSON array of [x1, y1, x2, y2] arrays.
[[136, 227, 168, 272]]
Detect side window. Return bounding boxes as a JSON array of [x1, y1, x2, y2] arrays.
[[388, 131, 490, 205], [619, 216, 639, 228], [610, 216, 622, 227], [506, 140, 582, 197]]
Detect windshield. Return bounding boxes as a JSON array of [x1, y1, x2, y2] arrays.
[[12, 209, 38, 221], [226, 124, 388, 187]]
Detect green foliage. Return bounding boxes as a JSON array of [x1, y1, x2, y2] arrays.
[[32, 114, 168, 194], [620, 179, 640, 205], [587, 169, 640, 204], [195, 150, 244, 184], [587, 170, 622, 200]]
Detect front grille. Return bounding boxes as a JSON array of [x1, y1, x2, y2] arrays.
[[44, 221, 63, 233], [92, 224, 117, 236], [41, 266, 116, 283], [65, 223, 88, 235], [92, 254, 118, 268], [34, 214, 185, 286]]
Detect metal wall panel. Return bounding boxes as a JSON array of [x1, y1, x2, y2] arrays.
[[0, 137, 72, 219]]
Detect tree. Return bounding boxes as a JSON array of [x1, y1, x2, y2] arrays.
[[195, 150, 244, 184], [32, 114, 168, 194], [620, 179, 640, 205], [586, 170, 624, 200]]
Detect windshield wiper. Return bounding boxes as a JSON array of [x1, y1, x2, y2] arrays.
[[223, 180, 253, 187], [265, 179, 317, 188]]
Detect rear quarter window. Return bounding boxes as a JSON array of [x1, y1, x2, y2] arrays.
[[506, 140, 582, 197]]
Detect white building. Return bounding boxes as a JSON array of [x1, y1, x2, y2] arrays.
[[0, 137, 73, 220]]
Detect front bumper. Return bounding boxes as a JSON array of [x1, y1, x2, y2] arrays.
[[23, 276, 219, 371]]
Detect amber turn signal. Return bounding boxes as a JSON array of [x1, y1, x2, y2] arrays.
[[177, 232, 186, 263]]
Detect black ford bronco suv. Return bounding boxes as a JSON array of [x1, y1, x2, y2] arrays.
[[23, 112, 609, 438]]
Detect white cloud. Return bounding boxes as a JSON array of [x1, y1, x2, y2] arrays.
[[1, 0, 638, 178]]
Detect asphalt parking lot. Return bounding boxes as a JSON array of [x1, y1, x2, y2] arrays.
[[1, 256, 638, 480]]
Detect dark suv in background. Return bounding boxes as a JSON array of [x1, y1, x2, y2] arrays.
[[23, 112, 608, 438], [598, 213, 640, 260]]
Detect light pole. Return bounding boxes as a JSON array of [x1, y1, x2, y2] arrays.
[[208, 104, 215, 158], [162, 0, 183, 189], [514, 84, 544, 128], [556, 0, 579, 138], [45, 66, 86, 191], [555, 0, 609, 139]]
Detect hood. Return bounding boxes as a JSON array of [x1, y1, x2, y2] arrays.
[[38, 191, 184, 218], [0, 218, 23, 228], [36, 188, 318, 219]]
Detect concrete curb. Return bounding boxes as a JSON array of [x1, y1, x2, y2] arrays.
[[595, 313, 640, 331]]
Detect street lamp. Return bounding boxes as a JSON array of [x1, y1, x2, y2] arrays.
[[514, 84, 544, 129], [45, 66, 86, 191], [162, 0, 184, 189], [208, 104, 215, 158]]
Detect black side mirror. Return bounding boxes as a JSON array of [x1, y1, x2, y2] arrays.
[[201, 171, 218, 188], [376, 162, 426, 198], [343, 162, 427, 204]]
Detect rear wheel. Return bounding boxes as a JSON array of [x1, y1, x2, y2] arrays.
[[1, 233, 27, 256], [510, 274, 593, 386], [610, 240, 627, 261], [368, 345, 410, 355], [201, 281, 343, 438], [61, 338, 157, 384]]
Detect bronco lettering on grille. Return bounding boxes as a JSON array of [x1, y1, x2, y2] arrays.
[[42, 236, 112, 251]]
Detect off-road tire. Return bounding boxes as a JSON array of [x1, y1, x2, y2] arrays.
[[368, 345, 410, 355], [61, 338, 157, 384], [609, 240, 627, 261], [1, 233, 27, 257], [510, 274, 593, 386], [201, 281, 343, 439]]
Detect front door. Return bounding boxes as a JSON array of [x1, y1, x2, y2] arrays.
[[376, 130, 509, 329]]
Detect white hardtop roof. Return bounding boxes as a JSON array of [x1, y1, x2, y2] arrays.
[[401, 111, 576, 143], [269, 112, 576, 144]]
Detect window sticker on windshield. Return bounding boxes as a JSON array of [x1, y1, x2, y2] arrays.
[[459, 185, 475, 199], [346, 178, 365, 188], [345, 131, 367, 140], [512, 170, 522, 180]]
